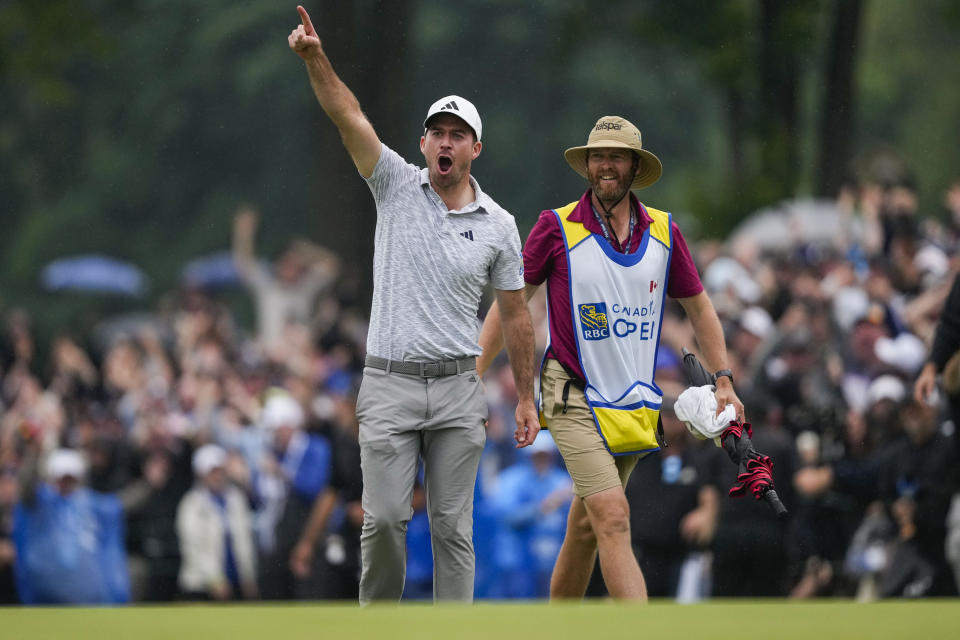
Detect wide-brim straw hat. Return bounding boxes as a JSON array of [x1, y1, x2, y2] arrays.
[[564, 116, 662, 190]]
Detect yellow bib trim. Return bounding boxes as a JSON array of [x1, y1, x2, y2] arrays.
[[592, 405, 661, 454], [556, 201, 672, 251], [645, 206, 672, 249], [554, 201, 590, 249]]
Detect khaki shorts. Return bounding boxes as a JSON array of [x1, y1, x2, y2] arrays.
[[540, 359, 641, 498]]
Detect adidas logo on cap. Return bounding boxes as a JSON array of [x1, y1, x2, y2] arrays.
[[424, 95, 482, 141]]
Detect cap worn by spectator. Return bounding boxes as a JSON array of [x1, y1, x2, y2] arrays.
[[261, 392, 305, 431], [45, 449, 86, 481], [866, 374, 906, 406], [914, 244, 950, 286], [192, 444, 227, 477], [740, 306, 774, 339], [832, 286, 870, 333]]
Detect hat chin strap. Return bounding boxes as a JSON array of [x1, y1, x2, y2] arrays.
[[595, 189, 629, 218]]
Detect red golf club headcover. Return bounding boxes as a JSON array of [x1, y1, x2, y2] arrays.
[[728, 456, 774, 500]]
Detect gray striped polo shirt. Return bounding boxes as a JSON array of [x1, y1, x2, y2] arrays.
[[363, 143, 524, 361]]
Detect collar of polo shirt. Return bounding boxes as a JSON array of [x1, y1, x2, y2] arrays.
[[419, 168, 490, 214]]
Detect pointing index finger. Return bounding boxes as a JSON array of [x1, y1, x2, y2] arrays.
[[297, 5, 315, 36]]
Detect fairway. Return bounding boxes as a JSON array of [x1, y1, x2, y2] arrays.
[[3, 600, 959, 640]]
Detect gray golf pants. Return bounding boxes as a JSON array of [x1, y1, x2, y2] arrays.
[[355, 365, 487, 604]]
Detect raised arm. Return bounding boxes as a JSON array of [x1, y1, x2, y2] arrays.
[[17, 447, 42, 508], [231, 205, 259, 278], [290, 238, 342, 281], [677, 290, 745, 422], [288, 5, 381, 177]]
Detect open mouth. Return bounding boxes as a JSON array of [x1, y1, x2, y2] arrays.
[[437, 155, 453, 174], [598, 175, 622, 190]]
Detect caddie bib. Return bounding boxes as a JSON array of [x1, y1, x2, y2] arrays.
[[541, 200, 673, 455]]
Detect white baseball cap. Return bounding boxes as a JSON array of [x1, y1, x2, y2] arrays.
[[866, 374, 906, 406], [261, 392, 305, 431], [45, 448, 86, 481], [739, 306, 774, 339], [832, 286, 869, 332], [423, 95, 482, 141], [192, 444, 227, 477]]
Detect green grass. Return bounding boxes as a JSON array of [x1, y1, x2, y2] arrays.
[[2, 600, 959, 639]]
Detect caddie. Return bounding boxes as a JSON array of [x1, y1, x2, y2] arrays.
[[478, 115, 744, 601]]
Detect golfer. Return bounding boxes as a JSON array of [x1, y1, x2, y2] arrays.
[[289, 6, 538, 604], [479, 116, 743, 601]]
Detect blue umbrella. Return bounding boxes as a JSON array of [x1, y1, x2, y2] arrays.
[[179, 251, 247, 290], [40, 254, 148, 297]]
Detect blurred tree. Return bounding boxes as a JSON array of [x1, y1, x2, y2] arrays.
[[756, 0, 820, 203], [0, 0, 119, 278], [595, 0, 824, 232], [856, 0, 960, 212], [816, 0, 864, 198]]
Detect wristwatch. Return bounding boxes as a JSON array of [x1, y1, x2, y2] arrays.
[[713, 369, 734, 385]]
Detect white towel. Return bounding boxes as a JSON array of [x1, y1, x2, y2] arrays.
[[674, 385, 737, 443]]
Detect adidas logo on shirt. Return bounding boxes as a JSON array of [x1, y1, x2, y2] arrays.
[[459, 230, 474, 241]]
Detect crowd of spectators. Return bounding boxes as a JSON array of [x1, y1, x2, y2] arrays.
[[1, 171, 960, 604]]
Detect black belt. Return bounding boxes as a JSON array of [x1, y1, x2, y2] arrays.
[[364, 355, 476, 378]]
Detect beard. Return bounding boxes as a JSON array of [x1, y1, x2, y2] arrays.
[[589, 168, 633, 206]]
